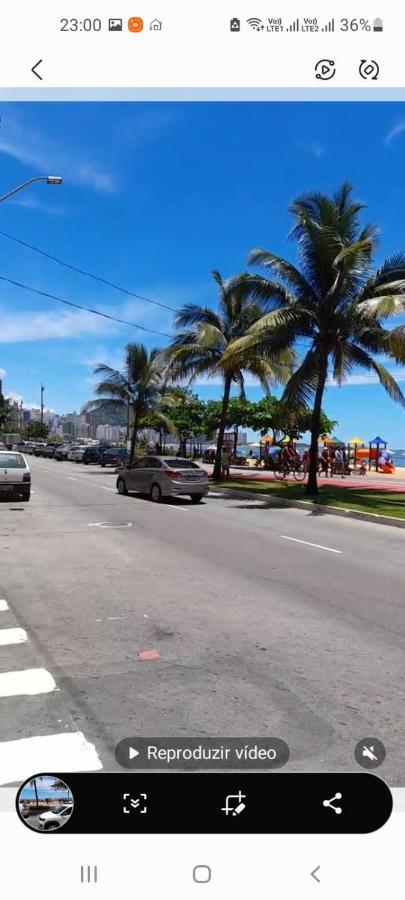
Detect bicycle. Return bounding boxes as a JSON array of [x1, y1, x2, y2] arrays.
[[273, 459, 307, 482]]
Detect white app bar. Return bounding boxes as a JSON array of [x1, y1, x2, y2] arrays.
[[0, 2, 401, 88]]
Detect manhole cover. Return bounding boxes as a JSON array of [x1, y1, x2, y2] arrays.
[[88, 521, 133, 529]]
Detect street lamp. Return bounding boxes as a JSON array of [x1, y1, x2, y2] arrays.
[[0, 175, 63, 203]]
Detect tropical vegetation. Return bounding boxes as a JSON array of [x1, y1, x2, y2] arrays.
[[225, 182, 405, 492], [163, 270, 294, 478]]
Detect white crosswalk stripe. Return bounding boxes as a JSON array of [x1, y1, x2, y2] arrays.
[[0, 595, 103, 784]]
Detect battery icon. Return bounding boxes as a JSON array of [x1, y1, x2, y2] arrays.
[[373, 18, 383, 32]]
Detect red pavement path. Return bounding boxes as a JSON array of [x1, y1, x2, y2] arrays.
[[207, 468, 405, 493]]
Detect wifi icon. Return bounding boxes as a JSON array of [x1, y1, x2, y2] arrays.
[[247, 17, 263, 30]]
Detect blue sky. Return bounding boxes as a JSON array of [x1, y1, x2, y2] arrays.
[[1, 101, 405, 444], [20, 775, 73, 800]]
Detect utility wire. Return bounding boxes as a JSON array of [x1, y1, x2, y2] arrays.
[[0, 274, 173, 339], [0, 229, 178, 314]]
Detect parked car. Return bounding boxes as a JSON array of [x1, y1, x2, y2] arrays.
[[116, 456, 209, 503], [66, 445, 84, 461], [33, 443, 47, 457], [37, 805, 73, 831], [0, 451, 31, 501], [19, 441, 36, 455], [100, 447, 130, 467], [82, 446, 100, 465], [69, 446, 86, 463], [43, 443, 59, 458], [54, 444, 73, 460]]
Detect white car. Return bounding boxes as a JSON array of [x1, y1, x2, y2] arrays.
[[0, 451, 31, 501], [37, 805, 73, 831], [67, 446, 85, 462]]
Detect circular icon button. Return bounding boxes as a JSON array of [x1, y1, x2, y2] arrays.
[[128, 17, 144, 33], [354, 737, 386, 769], [315, 59, 336, 81], [359, 59, 379, 80]]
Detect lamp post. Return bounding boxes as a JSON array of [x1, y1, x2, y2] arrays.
[[0, 175, 63, 203], [40, 384, 45, 427]]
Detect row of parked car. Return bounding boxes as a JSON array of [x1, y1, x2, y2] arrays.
[[16, 441, 130, 467]]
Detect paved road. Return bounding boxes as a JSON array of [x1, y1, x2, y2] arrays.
[[0, 456, 404, 785]]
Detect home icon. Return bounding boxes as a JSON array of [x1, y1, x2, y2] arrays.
[[149, 19, 162, 31]]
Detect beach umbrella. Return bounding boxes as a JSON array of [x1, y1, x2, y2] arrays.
[[348, 436, 364, 465]]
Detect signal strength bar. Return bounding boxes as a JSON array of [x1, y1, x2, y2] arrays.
[[322, 18, 335, 32], [288, 18, 299, 32]]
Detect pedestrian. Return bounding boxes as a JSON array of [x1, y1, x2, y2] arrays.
[[359, 460, 367, 476], [302, 449, 310, 473], [221, 446, 231, 478], [321, 446, 330, 476], [334, 446, 344, 478]]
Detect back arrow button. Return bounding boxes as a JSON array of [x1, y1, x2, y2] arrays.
[[31, 60, 43, 80], [310, 866, 321, 883]]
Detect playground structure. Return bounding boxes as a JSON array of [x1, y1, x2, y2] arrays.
[[250, 433, 396, 474]]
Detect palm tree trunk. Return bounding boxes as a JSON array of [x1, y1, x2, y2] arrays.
[[233, 426, 238, 458], [126, 398, 131, 443], [129, 403, 141, 464], [213, 376, 232, 480], [306, 354, 328, 495]]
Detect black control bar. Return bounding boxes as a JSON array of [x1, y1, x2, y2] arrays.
[[17, 773, 392, 834]]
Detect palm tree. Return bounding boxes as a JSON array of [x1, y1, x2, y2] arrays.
[[0, 393, 12, 431], [28, 776, 43, 810], [163, 270, 294, 479], [84, 343, 176, 463], [51, 779, 71, 802], [225, 183, 405, 493]]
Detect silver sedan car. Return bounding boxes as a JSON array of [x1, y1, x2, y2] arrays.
[[116, 456, 209, 503]]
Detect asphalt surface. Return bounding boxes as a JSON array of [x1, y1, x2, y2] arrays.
[[0, 455, 404, 784]]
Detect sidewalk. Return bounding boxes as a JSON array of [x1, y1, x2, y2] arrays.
[[201, 463, 405, 493]]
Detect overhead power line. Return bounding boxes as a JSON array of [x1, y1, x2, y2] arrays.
[[0, 229, 179, 314], [0, 274, 173, 339]]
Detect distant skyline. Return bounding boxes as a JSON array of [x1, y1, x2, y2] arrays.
[[1, 101, 405, 443]]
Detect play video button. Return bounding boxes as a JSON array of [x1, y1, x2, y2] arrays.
[[315, 59, 336, 80], [115, 738, 142, 768]]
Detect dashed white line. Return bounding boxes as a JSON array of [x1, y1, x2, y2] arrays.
[[0, 667, 56, 697], [0, 731, 102, 785], [281, 535, 342, 554], [68, 477, 79, 482], [0, 600, 9, 612], [101, 486, 116, 492], [0, 628, 27, 645]]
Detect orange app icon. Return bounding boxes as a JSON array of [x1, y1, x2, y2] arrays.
[[128, 17, 144, 33]]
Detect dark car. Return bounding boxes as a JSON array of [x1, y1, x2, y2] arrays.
[[43, 443, 59, 458], [99, 447, 130, 467], [82, 447, 100, 465], [54, 444, 72, 460]]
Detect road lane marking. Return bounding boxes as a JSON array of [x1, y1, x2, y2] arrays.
[[101, 486, 116, 492], [281, 535, 342, 554], [0, 600, 9, 612], [0, 731, 102, 785], [0, 628, 27, 645], [0, 668, 56, 697], [87, 521, 133, 528], [68, 477, 79, 481]]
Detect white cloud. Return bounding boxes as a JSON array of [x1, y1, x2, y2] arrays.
[[327, 369, 405, 386], [9, 195, 68, 217], [384, 121, 405, 146], [0, 368, 6, 379], [0, 308, 116, 343], [0, 117, 115, 194]]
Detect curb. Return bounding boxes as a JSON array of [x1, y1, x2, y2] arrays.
[[214, 486, 405, 530]]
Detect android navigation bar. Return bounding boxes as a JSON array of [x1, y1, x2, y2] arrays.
[[114, 737, 290, 770]]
